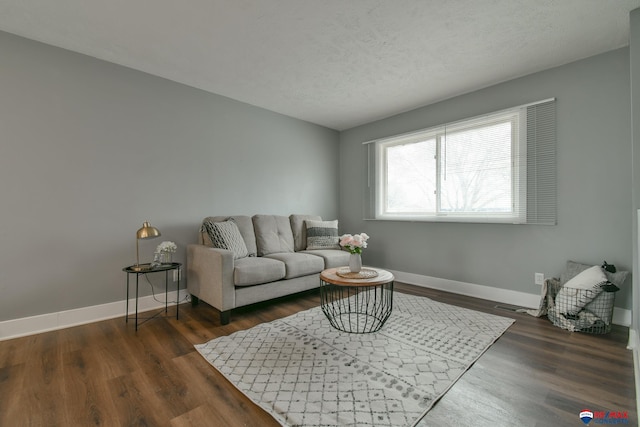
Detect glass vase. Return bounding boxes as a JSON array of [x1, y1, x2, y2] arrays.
[[161, 252, 172, 264], [349, 253, 362, 273], [151, 252, 162, 268]]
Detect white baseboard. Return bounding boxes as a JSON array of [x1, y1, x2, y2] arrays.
[[390, 270, 632, 326], [0, 291, 184, 341], [1, 271, 632, 340]]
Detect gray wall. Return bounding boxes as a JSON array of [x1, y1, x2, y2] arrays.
[[2, 26, 634, 323], [0, 31, 340, 322], [631, 9, 640, 335], [340, 48, 633, 309]]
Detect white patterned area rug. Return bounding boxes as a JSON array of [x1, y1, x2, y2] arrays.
[[195, 292, 515, 427]]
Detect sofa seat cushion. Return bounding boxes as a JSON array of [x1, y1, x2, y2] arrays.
[[234, 257, 286, 287], [264, 252, 324, 279], [302, 249, 351, 269]]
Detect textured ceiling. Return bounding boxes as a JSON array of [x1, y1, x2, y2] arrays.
[[0, 0, 638, 130]]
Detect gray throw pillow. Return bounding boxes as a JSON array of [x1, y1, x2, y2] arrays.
[[203, 220, 249, 260], [290, 214, 322, 251], [305, 219, 340, 250], [561, 260, 629, 287]]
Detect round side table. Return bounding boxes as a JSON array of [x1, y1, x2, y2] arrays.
[[319, 267, 394, 334], [123, 262, 181, 331]]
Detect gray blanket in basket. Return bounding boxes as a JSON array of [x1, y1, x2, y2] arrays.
[[519, 278, 612, 332]]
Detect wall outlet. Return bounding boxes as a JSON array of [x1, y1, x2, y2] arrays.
[[173, 269, 181, 282], [534, 272, 544, 286]]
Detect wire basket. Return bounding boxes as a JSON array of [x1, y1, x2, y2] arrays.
[[548, 282, 617, 334]]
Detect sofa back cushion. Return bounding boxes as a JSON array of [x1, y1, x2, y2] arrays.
[[290, 214, 322, 251], [253, 215, 295, 256], [200, 215, 257, 257]]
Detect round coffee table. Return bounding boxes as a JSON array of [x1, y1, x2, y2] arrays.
[[319, 267, 394, 334]]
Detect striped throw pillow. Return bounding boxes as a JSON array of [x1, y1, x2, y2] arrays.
[[305, 220, 340, 250]]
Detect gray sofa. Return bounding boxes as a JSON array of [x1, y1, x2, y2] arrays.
[[187, 214, 350, 324]]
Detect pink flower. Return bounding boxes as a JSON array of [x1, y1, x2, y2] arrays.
[[339, 234, 353, 246], [339, 233, 370, 254]]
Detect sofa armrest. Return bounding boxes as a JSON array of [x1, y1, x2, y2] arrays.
[[187, 244, 236, 312]]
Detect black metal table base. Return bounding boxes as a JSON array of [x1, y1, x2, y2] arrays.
[[320, 280, 393, 333], [123, 262, 181, 331]]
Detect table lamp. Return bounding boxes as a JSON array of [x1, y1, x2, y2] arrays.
[[132, 221, 161, 271]]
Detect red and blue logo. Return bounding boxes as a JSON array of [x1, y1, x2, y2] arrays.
[[580, 410, 594, 424], [579, 409, 629, 424]]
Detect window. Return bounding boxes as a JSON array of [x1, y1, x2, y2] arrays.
[[364, 99, 556, 224]]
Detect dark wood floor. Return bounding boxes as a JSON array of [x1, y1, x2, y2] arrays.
[[0, 283, 636, 427]]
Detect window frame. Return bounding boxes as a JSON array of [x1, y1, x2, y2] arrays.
[[373, 110, 527, 224]]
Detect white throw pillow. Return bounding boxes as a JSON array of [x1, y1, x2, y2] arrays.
[[555, 265, 608, 315]]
